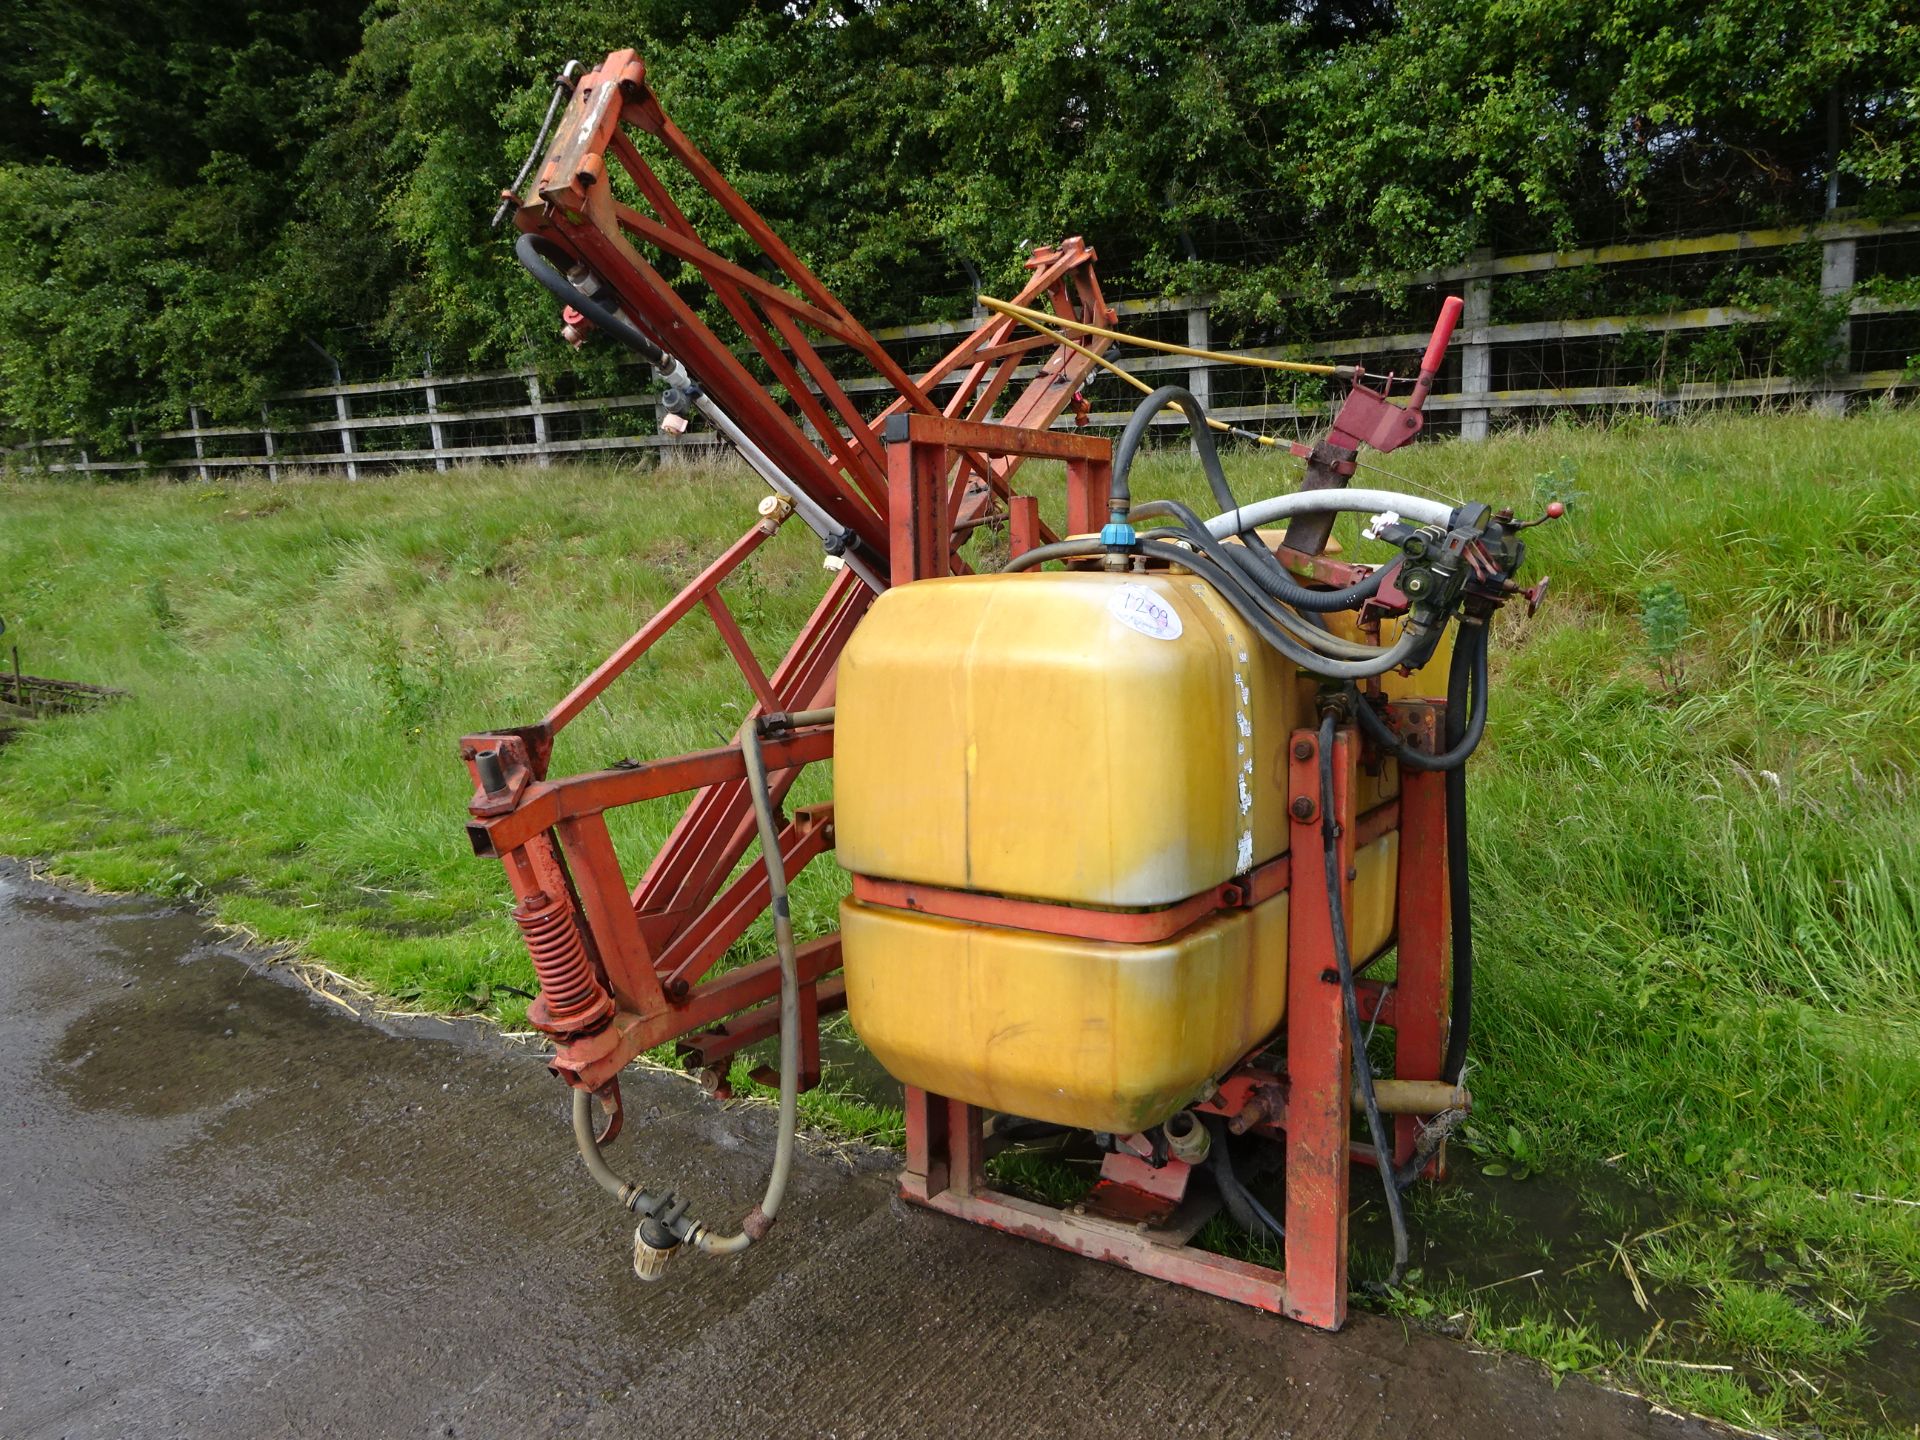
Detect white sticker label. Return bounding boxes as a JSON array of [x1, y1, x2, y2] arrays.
[[1109, 584, 1183, 641]]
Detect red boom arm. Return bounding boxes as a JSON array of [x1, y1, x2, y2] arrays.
[[462, 48, 1118, 1106]]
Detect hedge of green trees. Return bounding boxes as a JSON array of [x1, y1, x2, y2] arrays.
[[3, 0, 1916, 448]]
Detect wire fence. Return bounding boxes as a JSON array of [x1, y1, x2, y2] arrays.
[[14, 214, 1920, 478]]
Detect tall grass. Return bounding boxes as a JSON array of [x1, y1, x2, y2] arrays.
[[3, 408, 1917, 1302]]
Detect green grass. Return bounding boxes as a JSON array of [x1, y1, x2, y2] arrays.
[[5, 408, 1920, 1432]]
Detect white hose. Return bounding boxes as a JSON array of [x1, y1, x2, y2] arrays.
[[1202, 487, 1453, 540]]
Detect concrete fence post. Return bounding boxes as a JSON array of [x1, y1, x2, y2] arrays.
[[1458, 253, 1494, 442], [527, 374, 551, 468], [260, 405, 278, 483], [1186, 303, 1211, 454], [424, 366, 448, 473], [188, 406, 211, 482], [1818, 235, 1857, 416]]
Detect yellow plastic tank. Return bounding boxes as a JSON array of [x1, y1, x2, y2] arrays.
[[834, 565, 1441, 1133]]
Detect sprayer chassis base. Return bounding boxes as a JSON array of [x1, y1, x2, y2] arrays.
[[896, 731, 1455, 1333], [906, 1169, 1287, 1306]]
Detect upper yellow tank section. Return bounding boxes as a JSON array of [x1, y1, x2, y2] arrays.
[[834, 571, 1301, 907]]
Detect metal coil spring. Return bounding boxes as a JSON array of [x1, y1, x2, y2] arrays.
[[514, 890, 613, 1031]]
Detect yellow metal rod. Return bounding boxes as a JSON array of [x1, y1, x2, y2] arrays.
[[991, 301, 1279, 448], [979, 295, 1343, 377]]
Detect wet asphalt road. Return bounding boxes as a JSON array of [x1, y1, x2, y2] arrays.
[[0, 860, 1726, 1439]]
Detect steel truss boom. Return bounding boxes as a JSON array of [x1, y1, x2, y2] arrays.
[[465, 46, 1116, 1107]]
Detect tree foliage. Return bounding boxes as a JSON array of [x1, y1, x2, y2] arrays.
[[3, 0, 1917, 447]]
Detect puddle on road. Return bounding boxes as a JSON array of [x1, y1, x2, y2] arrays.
[[29, 891, 342, 1118]]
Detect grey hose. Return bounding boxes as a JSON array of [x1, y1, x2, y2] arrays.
[[1140, 540, 1426, 679], [1004, 521, 1388, 665], [1141, 528, 1388, 661], [1126, 497, 1389, 659], [694, 712, 810, 1254], [572, 1087, 653, 1210], [1131, 498, 1388, 615], [566, 709, 825, 1259]]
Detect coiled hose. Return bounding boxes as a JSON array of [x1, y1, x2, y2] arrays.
[[1004, 535, 1426, 680]]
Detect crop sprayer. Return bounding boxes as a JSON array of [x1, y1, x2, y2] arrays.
[[462, 48, 1556, 1329]]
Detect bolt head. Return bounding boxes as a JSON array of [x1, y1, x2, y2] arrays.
[[1293, 739, 1315, 761], [1290, 796, 1315, 821]]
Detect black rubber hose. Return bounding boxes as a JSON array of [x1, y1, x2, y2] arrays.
[[1440, 650, 1475, 1086], [1108, 386, 1317, 598], [997, 534, 1425, 680], [514, 233, 668, 367], [1139, 540, 1424, 679], [1110, 385, 1235, 523], [1347, 627, 1477, 1087], [1002, 535, 1387, 669], [1348, 623, 1489, 771], [1131, 497, 1388, 614], [1320, 710, 1411, 1289], [1205, 1117, 1285, 1241], [1000, 537, 1104, 573]]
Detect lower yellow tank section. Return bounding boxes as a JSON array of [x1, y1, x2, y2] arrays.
[[841, 893, 1290, 1134]]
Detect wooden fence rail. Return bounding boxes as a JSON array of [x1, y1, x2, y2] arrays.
[[12, 214, 1919, 477]]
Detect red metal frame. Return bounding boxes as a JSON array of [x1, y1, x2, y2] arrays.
[[465, 45, 1464, 1334], [465, 49, 1117, 1096], [898, 721, 1454, 1330]]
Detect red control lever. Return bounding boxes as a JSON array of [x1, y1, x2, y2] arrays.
[[1419, 294, 1464, 382], [1278, 293, 1464, 553]]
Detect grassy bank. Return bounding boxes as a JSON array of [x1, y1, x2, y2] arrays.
[[5, 410, 1918, 1432]]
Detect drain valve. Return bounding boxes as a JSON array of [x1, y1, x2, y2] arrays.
[[632, 1193, 694, 1281], [633, 1214, 681, 1282]]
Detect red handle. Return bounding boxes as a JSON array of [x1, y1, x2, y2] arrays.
[[1419, 295, 1464, 378]]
